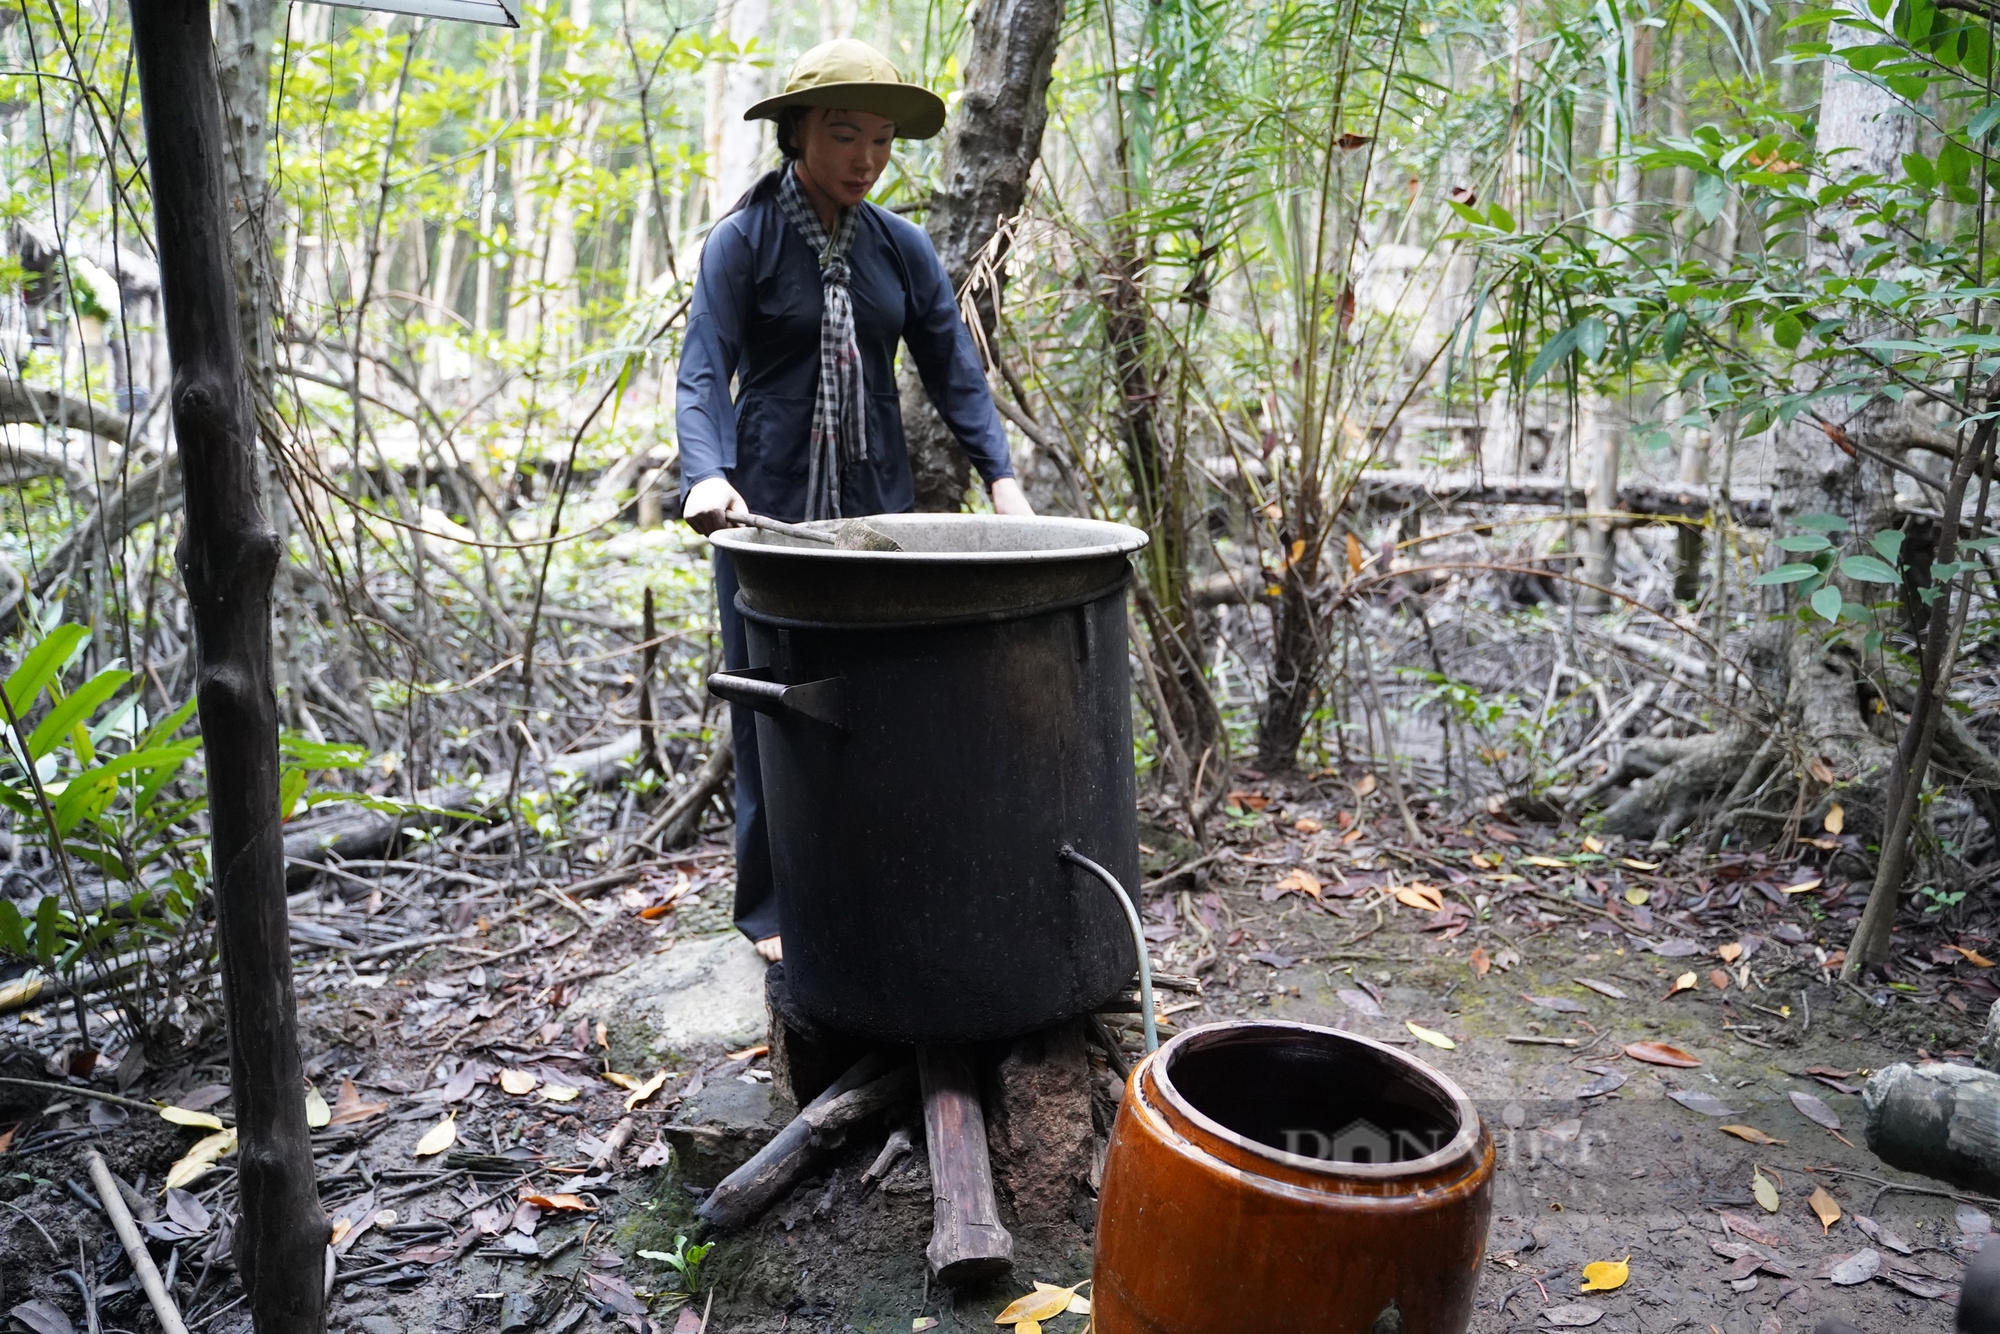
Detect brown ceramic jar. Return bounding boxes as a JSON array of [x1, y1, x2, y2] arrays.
[[1093, 1020, 1495, 1334]]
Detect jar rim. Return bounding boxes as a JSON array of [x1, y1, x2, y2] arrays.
[[1148, 1019, 1484, 1181]]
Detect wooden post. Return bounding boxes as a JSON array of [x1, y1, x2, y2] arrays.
[[918, 1044, 1014, 1286], [127, 3, 329, 1331]]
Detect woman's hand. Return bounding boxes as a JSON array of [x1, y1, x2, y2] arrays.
[[990, 477, 1035, 517], [683, 476, 750, 535]]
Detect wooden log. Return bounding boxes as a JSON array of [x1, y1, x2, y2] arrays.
[[1351, 468, 1773, 527], [1862, 1061, 2000, 1194], [696, 1052, 910, 1231], [127, 3, 329, 1330], [918, 1044, 1014, 1286]]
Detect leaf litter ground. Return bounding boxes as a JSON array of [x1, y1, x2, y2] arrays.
[[1, 771, 1995, 1334]]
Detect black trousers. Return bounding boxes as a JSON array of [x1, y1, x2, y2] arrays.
[[714, 549, 780, 942]]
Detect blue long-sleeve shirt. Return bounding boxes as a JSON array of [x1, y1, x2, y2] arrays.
[[675, 169, 1015, 521]]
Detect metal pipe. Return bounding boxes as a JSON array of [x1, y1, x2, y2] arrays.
[[1059, 845, 1157, 1052]]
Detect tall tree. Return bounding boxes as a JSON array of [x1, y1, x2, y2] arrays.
[[128, 2, 329, 1330], [899, 0, 1068, 510]]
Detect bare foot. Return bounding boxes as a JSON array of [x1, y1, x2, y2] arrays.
[[754, 935, 783, 963]]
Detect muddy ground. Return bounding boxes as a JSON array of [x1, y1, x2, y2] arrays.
[[0, 770, 1992, 1334]]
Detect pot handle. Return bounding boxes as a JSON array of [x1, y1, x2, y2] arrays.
[[707, 668, 846, 729]]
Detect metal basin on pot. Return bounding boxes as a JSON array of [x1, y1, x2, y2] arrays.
[[708, 514, 1150, 1045], [1093, 1020, 1494, 1334]]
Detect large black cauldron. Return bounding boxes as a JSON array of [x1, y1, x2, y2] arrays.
[[708, 514, 1148, 1045]]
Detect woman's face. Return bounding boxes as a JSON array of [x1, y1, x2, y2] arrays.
[[794, 107, 896, 207]]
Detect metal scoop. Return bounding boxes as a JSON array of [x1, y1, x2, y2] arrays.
[[731, 512, 903, 552]]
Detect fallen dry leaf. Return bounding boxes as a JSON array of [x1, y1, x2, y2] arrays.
[[304, 1085, 330, 1130], [601, 1072, 641, 1091], [521, 1193, 596, 1212], [539, 1085, 581, 1103], [1666, 972, 1698, 998], [1354, 774, 1378, 798], [994, 1284, 1081, 1325], [1824, 802, 1845, 835], [327, 1078, 389, 1127], [1469, 946, 1492, 978], [1392, 884, 1445, 912], [1581, 835, 1605, 854], [624, 1070, 671, 1111], [165, 1128, 237, 1190], [413, 1113, 458, 1158], [158, 1105, 225, 1131], [1574, 977, 1628, 1000], [1950, 944, 1997, 968], [725, 1044, 770, 1061], [1710, 969, 1731, 991], [1752, 1167, 1780, 1213], [1620, 858, 1660, 871], [1624, 887, 1650, 906], [1406, 1021, 1456, 1050], [1294, 817, 1323, 834], [1624, 1041, 1701, 1068], [499, 1069, 538, 1096], [1718, 942, 1745, 963], [1827, 1249, 1881, 1285], [0, 1126, 14, 1153], [1808, 755, 1837, 785], [1790, 1090, 1843, 1131], [1523, 855, 1570, 869], [1719, 1212, 1786, 1248], [1810, 1186, 1842, 1234], [1541, 1305, 1604, 1327], [1782, 877, 1822, 895], [1579, 1257, 1629, 1292], [1275, 868, 1323, 900], [1720, 1125, 1785, 1145]]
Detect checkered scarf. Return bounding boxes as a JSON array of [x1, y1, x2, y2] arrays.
[[775, 168, 868, 520]]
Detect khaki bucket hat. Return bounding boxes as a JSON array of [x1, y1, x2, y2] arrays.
[[744, 39, 947, 140]]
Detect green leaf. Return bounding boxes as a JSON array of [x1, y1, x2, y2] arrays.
[[1523, 325, 1581, 390], [1841, 554, 1904, 583], [1940, 136, 1974, 188], [1754, 563, 1823, 585], [1694, 172, 1728, 223], [1968, 101, 2000, 140], [1773, 314, 1804, 349], [279, 734, 368, 769], [1486, 202, 1517, 232], [1663, 310, 1688, 360], [32, 895, 62, 966], [1576, 316, 1609, 362], [1775, 534, 1832, 553], [141, 696, 199, 749], [0, 900, 27, 958], [26, 670, 132, 762], [1811, 585, 1844, 622], [279, 768, 307, 822], [1872, 528, 1907, 562], [1, 624, 89, 719], [1903, 151, 1940, 188]]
